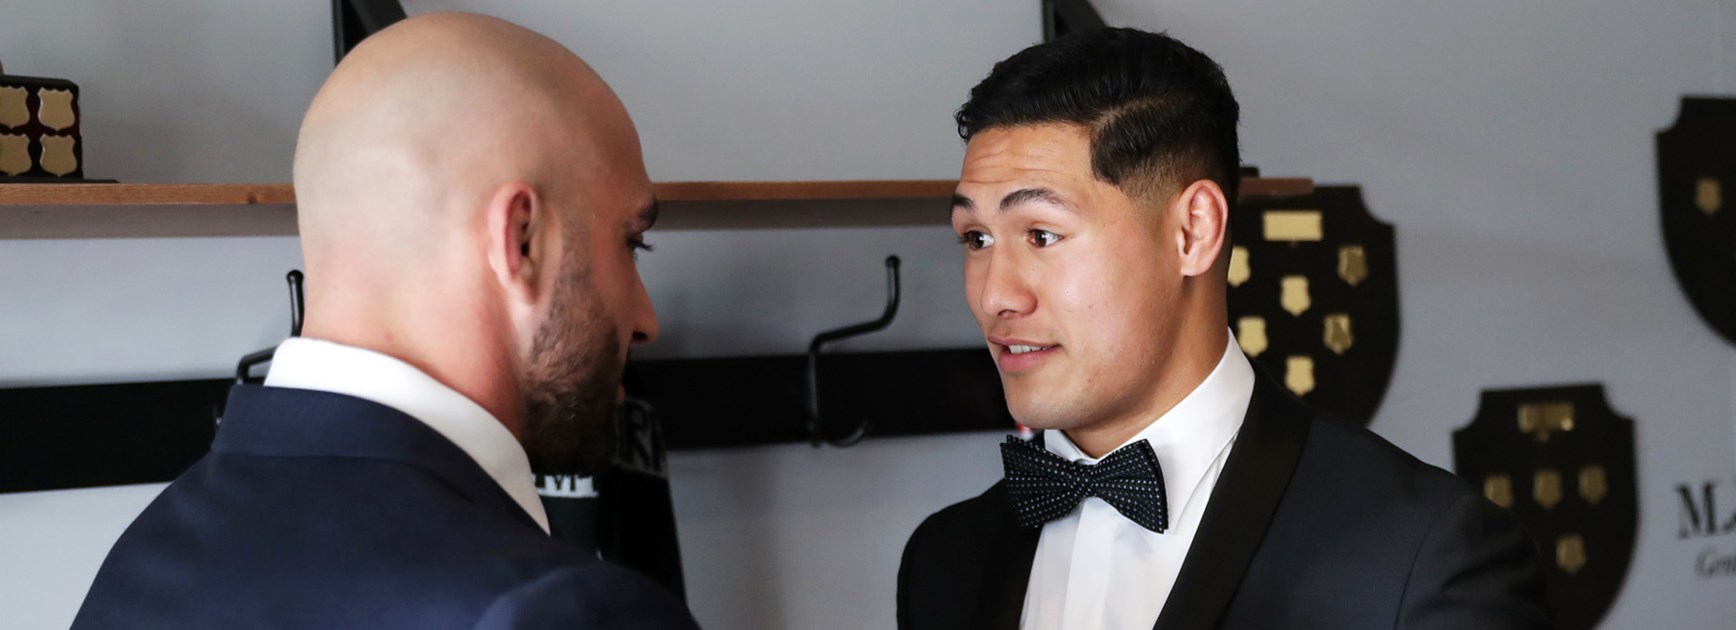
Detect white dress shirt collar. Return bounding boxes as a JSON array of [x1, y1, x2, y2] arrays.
[[1021, 332, 1256, 629], [1043, 332, 1254, 539], [263, 337, 550, 534]]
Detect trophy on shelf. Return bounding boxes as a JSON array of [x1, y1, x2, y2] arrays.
[[0, 58, 86, 182]]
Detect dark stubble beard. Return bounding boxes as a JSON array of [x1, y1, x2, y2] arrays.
[[519, 251, 624, 478]]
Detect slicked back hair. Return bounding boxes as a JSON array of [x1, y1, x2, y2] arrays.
[[956, 27, 1241, 206]]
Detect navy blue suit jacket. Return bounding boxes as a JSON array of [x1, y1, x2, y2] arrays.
[[73, 385, 699, 629]]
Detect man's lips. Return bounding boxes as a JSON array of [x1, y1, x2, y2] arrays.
[[987, 335, 1057, 350], [988, 336, 1060, 372]]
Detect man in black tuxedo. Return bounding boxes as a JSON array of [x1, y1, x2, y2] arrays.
[[74, 13, 696, 629], [899, 28, 1548, 629]]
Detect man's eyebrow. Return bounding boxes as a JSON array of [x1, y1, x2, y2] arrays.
[[633, 199, 660, 231], [1001, 187, 1075, 213], [951, 193, 974, 212]]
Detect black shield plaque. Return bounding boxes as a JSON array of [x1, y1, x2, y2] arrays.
[[1658, 97, 1736, 345], [1452, 384, 1638, 630], [1228, 185, 1399, 425]]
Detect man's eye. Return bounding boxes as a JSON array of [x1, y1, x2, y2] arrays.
[[1029, 229, 1061, 247], [958, 231, 995, 250], [630, 238, 654, 260]]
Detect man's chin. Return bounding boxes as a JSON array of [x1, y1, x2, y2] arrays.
[[1003, 393, 1076, 433], [527, 439, 616, 478]]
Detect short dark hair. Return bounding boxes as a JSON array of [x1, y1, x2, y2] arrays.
[[956, 27, 1241, 204]]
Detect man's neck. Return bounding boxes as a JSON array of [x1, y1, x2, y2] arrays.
[[1062, 326, 1229, 459], [299, 321, 523, 438]]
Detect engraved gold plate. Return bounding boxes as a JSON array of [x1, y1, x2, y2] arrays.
[[1338, 245, 1368, 286], [1280, 275, 1311, 316], [0, 86, 28, 128], [1323, 313, 1354, 355], [36, 88, 76, 131], [1698, 177, 1723, 216], [1263, 210, 1324, 242], [1557, 533, 1587, 575], [1534, 468, 1563, 509], [1236, 316, 1268, 357], [1579, 465, 1608, 505], [0, 133, 30, 175], [1284, 355, 1315, 396], [1518, 401, 1575, 442], [38, 135, 77, 176], [1484, 473, 1514, 508], [1228, 246, 1251, 287]]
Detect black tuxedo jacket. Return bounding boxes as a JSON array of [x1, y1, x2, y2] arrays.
[[898, 371, 1549, 629], [74, 385, 698, 630]]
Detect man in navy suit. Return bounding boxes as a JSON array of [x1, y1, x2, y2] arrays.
[[74, 13, 697, 629], [898, 28, 1548, 629]]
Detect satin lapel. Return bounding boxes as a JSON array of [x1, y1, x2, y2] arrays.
[[1152, 369, 1312, 630], [970, 483, 1042, 630]]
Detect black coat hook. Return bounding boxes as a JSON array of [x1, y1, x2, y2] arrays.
[[218, 270, 304, 424], [233, 270, 306, 385], [286, 269, 304, 337], [806, 256, 901, 447]]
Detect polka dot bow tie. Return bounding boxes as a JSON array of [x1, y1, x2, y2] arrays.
[[1000, 435, 1169, 533]]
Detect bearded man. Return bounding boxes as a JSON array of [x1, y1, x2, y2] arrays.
[[73, 13, 696, 629]]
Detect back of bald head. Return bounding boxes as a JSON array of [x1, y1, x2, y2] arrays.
[[292, 12, 636, 294]]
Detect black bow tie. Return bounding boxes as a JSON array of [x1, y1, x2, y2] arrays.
[[1000, 435, 1169, 533]]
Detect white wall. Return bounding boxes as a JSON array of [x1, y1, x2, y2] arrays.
[[0, 1, 329, 184], [1724, 0, 1736, 95], [3, 0, 1734, 628], [0, 2, 1034, 629], [1095, 1, 1736, 626], [0, 484, 166, 628]]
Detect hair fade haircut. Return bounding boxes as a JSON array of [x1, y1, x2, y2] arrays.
[[956, 27, 1241, 204]]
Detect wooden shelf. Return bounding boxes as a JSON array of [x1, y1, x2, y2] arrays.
[[653, 180, 959, 231], [0, 183, 298, 239], [0, 183, 295, 206], [1241, 177, 1313, 198], [655, 180, 954, 202], [0, 178, 1313, 239]]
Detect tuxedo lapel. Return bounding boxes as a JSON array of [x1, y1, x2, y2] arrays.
[[1152, 369, 1312, 630], [970, 483, 1042, 629]]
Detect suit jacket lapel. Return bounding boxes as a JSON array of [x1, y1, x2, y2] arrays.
[[1153, 368, 1312, 630], [969, 483, 1042, 629]]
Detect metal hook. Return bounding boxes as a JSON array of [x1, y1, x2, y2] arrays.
[[287, 270, 305, 337], [233, 270, 306, 385], [218, 270, 305, 424], [806, 256, 901, 447]]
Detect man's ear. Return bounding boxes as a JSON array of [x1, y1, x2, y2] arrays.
[[1172, 179, 1231, 278], [485, 182, 544, 304]]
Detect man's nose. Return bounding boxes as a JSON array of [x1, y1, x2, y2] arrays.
[[630, 276, 660, 346], [979, 251, 1035, 319]]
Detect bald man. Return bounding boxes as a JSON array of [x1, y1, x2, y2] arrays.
[[72, 14, 698, 629]]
